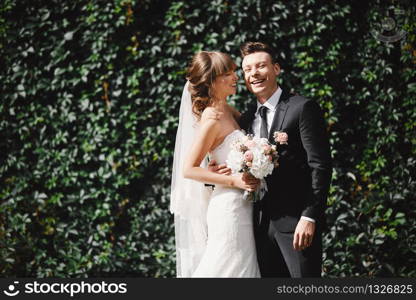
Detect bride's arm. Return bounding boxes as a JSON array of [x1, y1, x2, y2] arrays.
[[183, 109, 252, 190]]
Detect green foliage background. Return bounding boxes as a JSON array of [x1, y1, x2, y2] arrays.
[[1, 0, 415, 277]]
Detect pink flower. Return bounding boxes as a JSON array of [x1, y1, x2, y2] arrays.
[[244, 151, 253, 162], [244, 140, 256, 148], [274, 131, 288, 145]]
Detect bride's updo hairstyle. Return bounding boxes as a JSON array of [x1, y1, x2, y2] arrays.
[[186, 51, 236, 119]]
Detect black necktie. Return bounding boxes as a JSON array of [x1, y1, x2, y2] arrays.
[[258, 106, 269, 138]]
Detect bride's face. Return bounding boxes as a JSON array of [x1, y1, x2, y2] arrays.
[[212, 70, 238, 99]]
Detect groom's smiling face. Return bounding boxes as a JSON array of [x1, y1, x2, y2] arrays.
[[242, 51, 280, 103]]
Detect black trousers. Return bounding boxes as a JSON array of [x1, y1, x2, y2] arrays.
[[253, 203, 322, 278]]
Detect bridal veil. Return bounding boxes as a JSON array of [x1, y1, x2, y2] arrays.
[[170, 81, 211, 277]]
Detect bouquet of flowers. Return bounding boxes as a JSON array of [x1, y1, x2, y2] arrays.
[[226, 134, 280, 202]]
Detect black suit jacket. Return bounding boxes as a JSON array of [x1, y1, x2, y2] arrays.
[[239, 88, 332, 232]]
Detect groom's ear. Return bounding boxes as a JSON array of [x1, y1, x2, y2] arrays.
[[274, 63, 281, 76]]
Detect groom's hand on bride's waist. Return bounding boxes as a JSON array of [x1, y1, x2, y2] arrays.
[[208, 159, 231, 175]]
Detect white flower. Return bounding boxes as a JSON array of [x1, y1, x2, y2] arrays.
[[226, 135, 277, 179], [249, 145, 274, 179], [226, 149, 244, 174]]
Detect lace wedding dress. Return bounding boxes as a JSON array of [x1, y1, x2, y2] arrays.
[[192, 129, 260, 277]]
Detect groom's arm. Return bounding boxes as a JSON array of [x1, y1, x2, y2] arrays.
[[299, 100, 332, 222], [293, 99, 332, 251]]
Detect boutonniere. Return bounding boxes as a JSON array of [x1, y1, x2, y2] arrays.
[[273, 131, 288, 145]]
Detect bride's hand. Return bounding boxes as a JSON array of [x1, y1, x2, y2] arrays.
[[232, 173, 260, 192]]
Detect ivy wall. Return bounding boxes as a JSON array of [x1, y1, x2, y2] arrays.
[[1, 0, 415, 277]]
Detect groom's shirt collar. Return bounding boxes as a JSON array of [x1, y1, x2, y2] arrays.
[[252, 86, 282, 135], [256, 86, 282, 113]]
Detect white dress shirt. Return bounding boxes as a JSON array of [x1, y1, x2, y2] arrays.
[[252, 87, 282, 137], [251, 87, 315, 224]]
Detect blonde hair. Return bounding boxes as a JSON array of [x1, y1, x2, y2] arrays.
[[186, 51, 236, 119]]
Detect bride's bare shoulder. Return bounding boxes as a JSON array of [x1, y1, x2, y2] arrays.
[[227, 104, 241, 119], [200, 107, 222, 123]]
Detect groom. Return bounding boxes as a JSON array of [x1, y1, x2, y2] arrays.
[[238, 42, 332, 277]]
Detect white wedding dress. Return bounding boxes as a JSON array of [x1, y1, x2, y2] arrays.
[[192, 129, 260, 277]]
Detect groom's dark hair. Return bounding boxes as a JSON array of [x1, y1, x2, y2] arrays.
[[240, 42, 278, 64]]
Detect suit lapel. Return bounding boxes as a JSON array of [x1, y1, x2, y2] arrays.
[[268, 88, 290, 140], [243, 103, 257, 134]]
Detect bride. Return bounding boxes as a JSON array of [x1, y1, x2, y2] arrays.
[[170, 51, 260, 277]]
